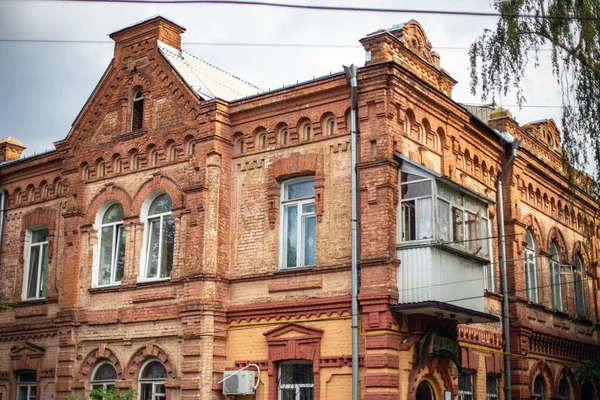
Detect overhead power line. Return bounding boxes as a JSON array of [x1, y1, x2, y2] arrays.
[[5, 0, 600, 21]]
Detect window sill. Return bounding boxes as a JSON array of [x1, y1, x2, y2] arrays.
[[16, 297, 56, 307], [275, 265, 316, 274], [89, 284, 125, 294], [396, 240, 491, 264], [136, 278, 172, 286]]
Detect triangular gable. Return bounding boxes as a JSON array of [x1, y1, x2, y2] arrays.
[[263, 322, 323, 340], [10, 341, 45, 356]]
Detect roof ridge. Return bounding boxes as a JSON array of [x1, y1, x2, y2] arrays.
[[179, 47, 262, 92]]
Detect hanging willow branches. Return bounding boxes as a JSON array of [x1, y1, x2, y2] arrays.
[[469, 0, 600, 188]]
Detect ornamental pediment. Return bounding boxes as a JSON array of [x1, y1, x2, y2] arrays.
[[263, 323, 323, 341], [10, 341, 45, 357]]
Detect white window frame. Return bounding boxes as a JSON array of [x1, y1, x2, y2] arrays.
[[397, 167, 493, 262], [22, 227, 49, 301], [458, 371, 474, 400], [93, 202, 125, 288], [574, 254, 586, 318], [17, 371, 37, 400], [550, 242, 563, 311], [139, 191, 175, 282], [524, 230, 538, 303], [138, 359, 167, 400], [278, 362, 314, 400], [279, 178, 316, 269], [90, 361, 117, 392]]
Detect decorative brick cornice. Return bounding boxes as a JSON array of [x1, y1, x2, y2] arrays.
[[226, 295, 350, 323], [457, 326, 503, 349]]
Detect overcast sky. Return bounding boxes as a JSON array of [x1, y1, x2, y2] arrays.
[[0, 0, 564, 158]]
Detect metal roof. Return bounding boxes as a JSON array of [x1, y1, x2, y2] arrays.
[[158, 41, 262, 102]]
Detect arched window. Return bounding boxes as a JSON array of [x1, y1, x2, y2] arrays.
[[148, 147, 158, 166], [143, 193, 175, 280], [132, 89, 144, 131], [113, 155, 122, 174], [90, 362, 117, 392], [299, 120, 312, 141], [97, 159, 106, 178], [55, 180, 63, 196], [130, 150, 139, 170], [82, 163, 91, 181], [15, 188, 22, 206], [256, 130, 268, 150], [41, 183, 49, 200], [322, 115, 337, 136], [533, 376, 545, 400], [550, 241, 563, 311], [185, 136, 196, 156], [139, 360, 167, 400], [96, 203, 125, 287], [233, 133, 245, 155], [525, 230, 538, 303], [574, 254, 586, 318], [168, 144, 177, 162], [27, 186, 35, 203], [558, 378, 569, 400], [415, 381, 434, 400], [279, 126, 289, 146]]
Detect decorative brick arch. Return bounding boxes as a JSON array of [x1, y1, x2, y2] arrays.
[[572, 241, 590, 268], [407, 356, 455, 398], [124, 343, 175, 380], [522, 214, 545, 252], [78, 346, 124, 381], [554, 365, 577, 399], [131, 175, 185, 214], [547, 226, 569, 262], [84, 184, 134, 225], [120, 72, 153, 100], [263, 323, 323, 400], [529, 360, 554, 398], [267, 153, 324, 228]]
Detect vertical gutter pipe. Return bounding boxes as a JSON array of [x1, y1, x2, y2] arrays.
[[0, 191, 5, 256], [496, 138, 520, 400], [344, 63, 359, 400]]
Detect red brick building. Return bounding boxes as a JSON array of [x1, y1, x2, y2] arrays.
[[0, 16, 598, 400]]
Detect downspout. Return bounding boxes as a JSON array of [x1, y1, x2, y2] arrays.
[[0, 190, 5, 256], [344, 64, 359, 400], [496, 137, 520, 400]]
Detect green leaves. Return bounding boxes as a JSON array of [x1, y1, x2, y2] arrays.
[[68, 387, 136, 400], [470, 0, 600, 185]]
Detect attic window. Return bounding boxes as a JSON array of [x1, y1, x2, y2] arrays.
[[132, 89, 144, 131]]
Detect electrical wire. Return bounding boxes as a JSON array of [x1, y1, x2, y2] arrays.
[[3, 0, 600, 21]]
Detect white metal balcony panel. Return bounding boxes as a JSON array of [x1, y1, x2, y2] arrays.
[[397, 246, 484, 313]]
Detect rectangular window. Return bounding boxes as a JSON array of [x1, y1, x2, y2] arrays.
[[525, 248, 538, 303], [24, 229, 49, 300], [550, 259, 563, 311], [458, 371, 474, 400], [486, 375, 499, 400], [278, 363, 314, 400], [17, 371, 37, 400], [281, 179, 316, 269], [398, 168, 492, 260]]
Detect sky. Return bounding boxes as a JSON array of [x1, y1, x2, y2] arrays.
[[0, 0, 564, 158]]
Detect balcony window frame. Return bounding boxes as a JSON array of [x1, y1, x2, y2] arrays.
[[396, 160, 493, 262]]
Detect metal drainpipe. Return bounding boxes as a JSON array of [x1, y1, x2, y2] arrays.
[[497, 138, 521, 400], [344, 63, 359, 400], [0, 191, 5, 256]]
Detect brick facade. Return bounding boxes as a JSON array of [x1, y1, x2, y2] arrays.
[[0, 16, 599, 400]]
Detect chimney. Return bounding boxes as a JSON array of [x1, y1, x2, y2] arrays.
[[109, 16, 186, 61], [0, 137, 26, 163], [487, 109, 521, 136]]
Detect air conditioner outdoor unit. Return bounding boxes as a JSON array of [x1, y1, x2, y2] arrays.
[[222, 370, 256, 396]]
